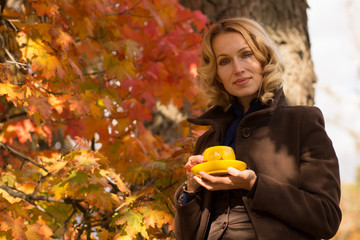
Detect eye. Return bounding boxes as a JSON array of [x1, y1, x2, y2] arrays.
[[219, 58, 231, 66], [242, 52, 253, 59]]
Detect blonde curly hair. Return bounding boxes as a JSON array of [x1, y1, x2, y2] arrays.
[[197, 17, 284, 109]]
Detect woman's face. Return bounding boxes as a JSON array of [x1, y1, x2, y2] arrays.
[[212, 32, 263, 108]]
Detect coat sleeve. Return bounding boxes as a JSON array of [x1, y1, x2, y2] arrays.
[[248, 107, 342, 239], [174, 183, 203, 240]]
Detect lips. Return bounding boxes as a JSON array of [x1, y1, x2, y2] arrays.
[[233, 77, 250, 85]]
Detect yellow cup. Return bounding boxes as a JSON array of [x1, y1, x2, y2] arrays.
[[203, 146, 236, 161]]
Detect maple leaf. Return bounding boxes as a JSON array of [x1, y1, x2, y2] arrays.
[[26, 95, 53, 121], [51, 182, 68, 201], [51, 27, 74, 51], [32, 1, 59, 17], [30, 23, 52, 42], [2, 119, 36, 144], [48, 93, 68, 114], [103, 53, 135, 80], [25, 216, 53, 240], [68, 57, 85, 81], [0, 213, 27, 240], [122, 98, 152, 122], [67, 171, 89, 189], [115, 210, 149, 239], [139, 206, 170, 229], [97, 229, 115, 240], [75, 153, 100, 172], [104, 169, 130, 194], [0, 83, 24, 106], [1, 172, 16, 188], [17, 31, 66, 79], [72, 17, 95, 40], [48, 161, 68, 175]]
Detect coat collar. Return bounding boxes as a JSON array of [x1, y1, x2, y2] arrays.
[[187, 88, 288, 128]]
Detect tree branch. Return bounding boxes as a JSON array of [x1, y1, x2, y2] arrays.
[[0, 184, 61, 203], [62, 206, 77, 240], [0, 142, 48, 172], [0, 184, 61, 220]]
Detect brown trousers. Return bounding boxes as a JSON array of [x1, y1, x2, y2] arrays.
[[207, 190, 257, 240]]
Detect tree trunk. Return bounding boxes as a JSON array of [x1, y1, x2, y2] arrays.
[[180, 0, 316, 106]]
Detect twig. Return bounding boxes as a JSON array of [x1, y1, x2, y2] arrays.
[[32, 202, 60, 221], [62, 207, 77, 240], [0, 142, 48, 172], [107, 0, 143, 16], [0, 184, 61, 203], [0, 184, 61, 221]]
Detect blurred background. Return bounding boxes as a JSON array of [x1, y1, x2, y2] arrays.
[[308, 0, 360, 184], [308, 1, 360, 238]]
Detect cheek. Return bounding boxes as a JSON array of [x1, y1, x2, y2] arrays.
[[216, 68, 229, 83]]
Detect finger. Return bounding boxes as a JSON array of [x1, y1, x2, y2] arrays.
[[189, 155, 204, 164], [199, 171, 225, 183], [185, 155, 204, 172], [227, 167, 241, 176], [194, 175, 214, 190]]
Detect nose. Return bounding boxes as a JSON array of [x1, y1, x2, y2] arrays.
[[233, 58, 244, 74]]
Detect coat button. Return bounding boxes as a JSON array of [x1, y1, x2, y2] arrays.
[[222, 222, 227, 229], [241, 127, 251, 137]]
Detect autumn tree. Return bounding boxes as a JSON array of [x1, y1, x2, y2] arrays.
[[0, 0, 208, 239]]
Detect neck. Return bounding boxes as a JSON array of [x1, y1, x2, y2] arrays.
[[239, 98, 251, 113]]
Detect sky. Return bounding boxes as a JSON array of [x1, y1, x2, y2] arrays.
[[307, 0, 360, 183]]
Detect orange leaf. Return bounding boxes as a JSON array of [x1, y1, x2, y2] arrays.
[[25, 216, 53, 240], [32, 2, 59, 17]]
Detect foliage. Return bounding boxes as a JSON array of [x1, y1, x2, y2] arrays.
[[332, 167, 360, 240], [0, 0, 209, 239]]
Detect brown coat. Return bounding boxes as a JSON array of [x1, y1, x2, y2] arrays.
[[174, 90, 341, 240]]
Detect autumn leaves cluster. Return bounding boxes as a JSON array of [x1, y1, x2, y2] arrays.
[[0, 0, 208, 239]]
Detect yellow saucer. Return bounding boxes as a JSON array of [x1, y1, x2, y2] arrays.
[[191, 160, 247, 176]]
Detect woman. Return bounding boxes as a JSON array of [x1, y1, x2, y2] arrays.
[[174, 17, 341, 240]]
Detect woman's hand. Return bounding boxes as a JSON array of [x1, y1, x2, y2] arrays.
[[194, 167, 257, 191], [184, 155, 204, 192]]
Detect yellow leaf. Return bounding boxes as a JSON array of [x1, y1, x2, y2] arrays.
[[0, 83, 24, 105], [115, 210, 149, 239], [48, 94, 65, 114], [16, 31, 65, 79], [51, 182, 68, 201], [108, 170, 131, 194], [0, 189, 22, 204], [1, 172, 16, 187], [17, 182, 36, 195], [48, 161, 67, 174], [114, 235, 131, 240], [139, 205, 174, 229]]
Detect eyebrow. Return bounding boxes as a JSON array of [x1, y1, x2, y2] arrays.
[[216, 47, 250, 60]]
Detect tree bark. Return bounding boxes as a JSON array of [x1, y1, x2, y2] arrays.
[[180, 0, 316, 106]]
